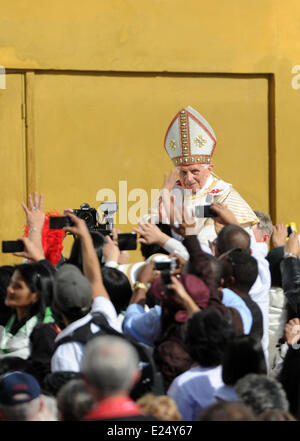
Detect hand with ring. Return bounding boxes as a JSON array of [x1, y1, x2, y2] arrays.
[[21, 191, 45, 231]]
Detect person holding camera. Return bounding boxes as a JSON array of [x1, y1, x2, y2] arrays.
[[50, 213, 119, 373], [122, 256, 215, 390]]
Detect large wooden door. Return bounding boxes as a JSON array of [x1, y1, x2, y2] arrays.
[[22, 72, 270, 261], [0, 73, 26, 265]]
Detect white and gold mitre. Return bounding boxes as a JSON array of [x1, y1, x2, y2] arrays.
[[164, 106, 217, 166]]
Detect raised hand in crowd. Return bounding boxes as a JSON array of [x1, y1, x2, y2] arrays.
[[210, 202, 240, 235], [129, 261, 158, 306], [284, 232, 300, 257], [13, 236, 45, 262], [102, 230, 120, 264], [113, 228, 130, 265], [272, 223, 288, 248], [134, 221, 170, 247], [21, 191, 45, 255], [136, 260, 158, 285], [285, 317, 300, 347], [159, 197, 196, 238], [63, 212, 110, 300], [22, 191, 45, 231], [167, 275, 200, 317], [168, 253, 187, 275]]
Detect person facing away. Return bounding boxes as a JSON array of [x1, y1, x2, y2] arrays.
[[214, 335, 267, 402], [0, 371, 46, 421], [235, 373, 290, 417], [218, 248, 264, 343], [215, 224, 270, 364], [81, 335, 158, 421], [167, 309, 234, 421]]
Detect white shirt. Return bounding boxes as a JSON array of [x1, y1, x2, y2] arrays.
[[51, 296, 118, 373], [249, 237, 271, 367], [167, 365, 224, 421]]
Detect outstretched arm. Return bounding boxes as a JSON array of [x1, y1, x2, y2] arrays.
[[21, 191, 45, 258], [281, 233, 300, 315], [63, 212, 110, 300]]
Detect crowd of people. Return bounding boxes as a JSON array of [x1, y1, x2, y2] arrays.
[[0, 187, 298, 422], [0, 106, 299, 422]]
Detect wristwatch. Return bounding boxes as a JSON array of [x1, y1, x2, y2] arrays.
[[284, 251, 298, 258], [133, 281, 148, 292]]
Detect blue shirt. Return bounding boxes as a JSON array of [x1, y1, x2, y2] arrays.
[[221, 288, 252, 334]]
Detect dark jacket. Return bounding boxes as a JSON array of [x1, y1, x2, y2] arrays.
[[278, 256, 300, 419], [280, 256, 300, 317]]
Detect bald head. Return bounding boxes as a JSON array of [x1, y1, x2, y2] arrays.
[[216, 224, 251, 255]]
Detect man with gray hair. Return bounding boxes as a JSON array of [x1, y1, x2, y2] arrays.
[[252, 210, 273, 244], [235, 373, 289, 417], [81, 335, 157, 421]]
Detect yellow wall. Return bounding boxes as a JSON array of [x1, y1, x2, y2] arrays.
[[0, 0, 299, 264]]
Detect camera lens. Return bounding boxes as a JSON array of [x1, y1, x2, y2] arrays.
[[78, 211, 94, 228]]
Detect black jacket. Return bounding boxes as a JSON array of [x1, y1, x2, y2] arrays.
[[280, 256, 300, 316]]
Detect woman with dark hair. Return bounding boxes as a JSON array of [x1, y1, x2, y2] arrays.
[[0, 261, 60, 383], [68, 231, 106, 271], [101, 266, 132, 315], [215, 335, 267, 402], [0, 265, 15, 326]]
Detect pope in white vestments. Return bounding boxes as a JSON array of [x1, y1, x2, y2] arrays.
[[147, 105, 258, 248]]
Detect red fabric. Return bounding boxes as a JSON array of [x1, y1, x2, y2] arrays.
[[24, 211, 65, 266], [84, 396, 142, 420]]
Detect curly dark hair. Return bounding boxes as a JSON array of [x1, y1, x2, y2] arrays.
[[185, 309, 234, 367]]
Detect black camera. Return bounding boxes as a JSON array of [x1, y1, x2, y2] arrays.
[[49, 202, 137, 251], [2, 240, 25, 253], [49, 203, 118, 234], [195, 205, 217, 218], [154, 258, 177, 272], [154, 258, 177, 295], [73, 204, 99, 230]]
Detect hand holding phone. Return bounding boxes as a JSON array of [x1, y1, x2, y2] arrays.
[[111, 232, 137, 251], [2, 240, 25, 253], [49, 216, 74, 229], [195, 205, 217, 218]]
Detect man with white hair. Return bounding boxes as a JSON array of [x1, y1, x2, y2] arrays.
[[81, 335, 157, 421], [148, 106, 258, 249]]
